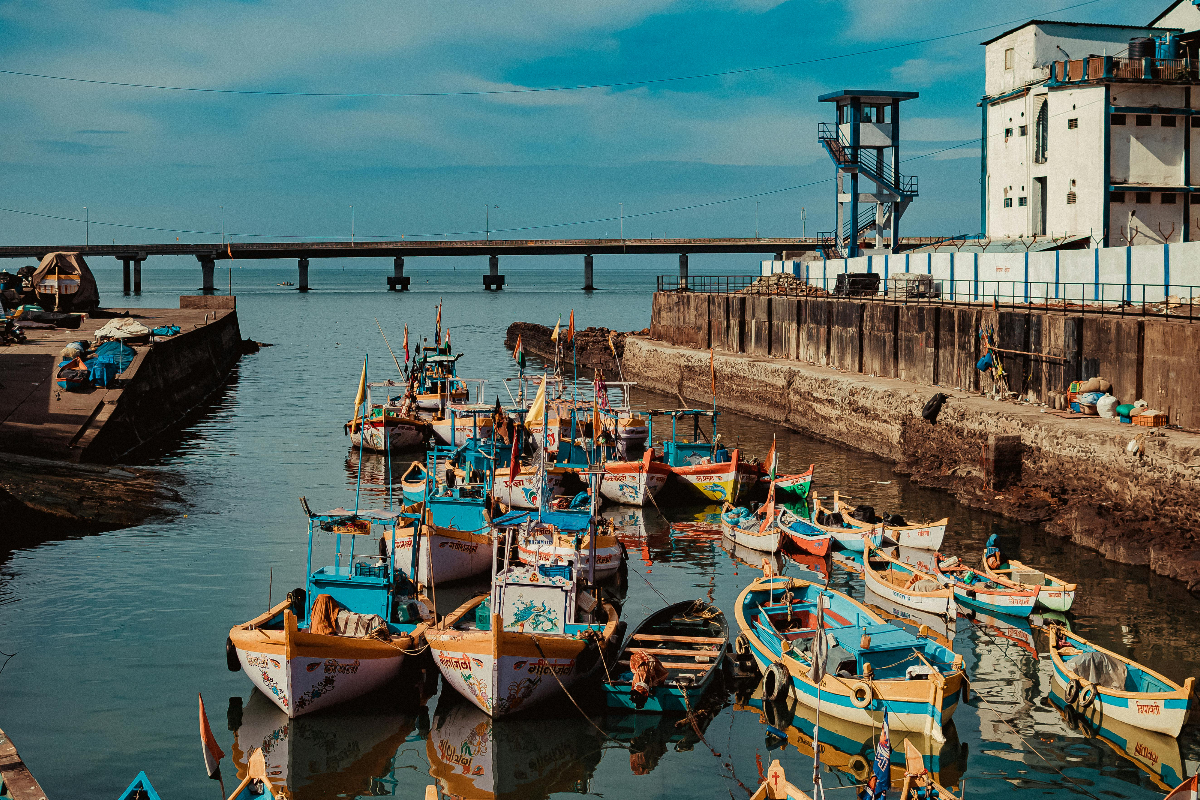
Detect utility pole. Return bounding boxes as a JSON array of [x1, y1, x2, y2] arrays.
[[351, 205, 355, 245], [756, 201, 760, 239], [485, 204, 498, 240], [802, 207, 807, 239], [84, 207, 88, 247], [619, 203, 624, 241]]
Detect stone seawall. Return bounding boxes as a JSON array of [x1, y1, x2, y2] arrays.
[[624, 336, 1200, 591]]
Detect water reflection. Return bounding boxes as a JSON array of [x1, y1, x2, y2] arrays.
[[426, 694, 605, 799], [230, 689, 421, 800], [601, 707, 719, 775]]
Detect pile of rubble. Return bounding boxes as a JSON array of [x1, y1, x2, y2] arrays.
[[739, 273, 828, 296]]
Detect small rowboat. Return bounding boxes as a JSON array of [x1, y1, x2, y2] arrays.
[[933, 555, 1037, 618], [980, 536, 1076, 611], [776, 510, 833, 555], [750, 759, 813, 800], [602, 599, 728, 712], [720, 506, 783, 553], [1048, 625, 1195, 738], [788, 495, 883, 552], [862, 544, 956, 619], [819, 492, 947, 551], [118, 773, 162, 800]]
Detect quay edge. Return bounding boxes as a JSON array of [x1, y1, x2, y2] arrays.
[[622, 336, 1200, 592]]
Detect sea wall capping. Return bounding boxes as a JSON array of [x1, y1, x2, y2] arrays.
[[625, 335, 1200, 588], [180, 295, 236, 309]]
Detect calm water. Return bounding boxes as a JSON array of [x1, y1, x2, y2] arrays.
[[2, 262, 1199, 800]]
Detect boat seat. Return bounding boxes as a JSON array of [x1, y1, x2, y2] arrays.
[[618, 659, 708, 672], [626, 646, 721, 658], [630, 633, 725, 644]]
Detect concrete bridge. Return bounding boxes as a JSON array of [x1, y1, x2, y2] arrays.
[[0, 237, 843, 293]]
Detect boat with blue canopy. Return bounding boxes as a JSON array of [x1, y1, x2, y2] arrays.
[[227, 502, 433, 718], [650, 409, 758, 503], [734, 573, 966, 741]]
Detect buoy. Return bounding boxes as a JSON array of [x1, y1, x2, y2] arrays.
[[851, 681, 874, 708]]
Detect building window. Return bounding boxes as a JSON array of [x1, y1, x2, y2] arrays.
[[1112, 114, 1127, 125], [1135, 191, 1153, 203], [1004, 198, 1013, 208], [1005, 48, 1014, 69], [1136, 115, 1152, 126], [1066, 192, 1077, 204], [1034, 102, 1049, 163], [1004, 127, 1013, 138], [1192, 117, 1200, 128], [1018, 196, 1028, 206], [1019, 125, 1027, 136], [1067, 118, 1079, 129], [1162, 116, 1177, 127], [1162, 193, 1177, 203], [1111, 191, 1126, 203]]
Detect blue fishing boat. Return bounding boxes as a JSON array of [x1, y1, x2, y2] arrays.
[[793, 492, 884, 552], [602, 599, 728, 712], [649, 409, 758, 503], [117, 773, 161, 800], [734, 574, 965, 741]]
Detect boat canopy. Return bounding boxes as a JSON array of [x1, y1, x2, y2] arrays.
[[493, 509, 591, 532]]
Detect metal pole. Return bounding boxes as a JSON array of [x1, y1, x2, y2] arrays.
[[84, 207, 88, 247], [620, 203, 624, 241], [351, 205, 355, 244]]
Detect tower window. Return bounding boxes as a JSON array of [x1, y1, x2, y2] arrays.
[[1005, 48, 1014, 69], [1005, 127, 1013, 138], [1111, 114, 1127, 125], [1162, 116, 1177, 127], [1136, 115, 1152, 126], [1192, 117, 1200, 128], [1004, 198, 1013, 208], [1067, 118, 1079, 129], [1162, 193, 1177, 204], [1034, 101, 1049, 163], [1136, 191, 1153, 203], [1111, 191, 1126, 203], [1066, 192, 1077, 204], [1018, 197, 1028, 206], [1019, 125, 1027, 136]]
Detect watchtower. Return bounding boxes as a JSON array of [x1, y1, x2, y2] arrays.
[[817, 90, 919, 258]]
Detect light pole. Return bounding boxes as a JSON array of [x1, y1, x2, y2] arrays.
[[485, 204, 498, 240], [220, 205, 225, 246], [756, 201, 760, 239], [619, 203, 623, 241], [802, 207, 807, 239], [350, 205, 355, 244], [84, 207, 88, 247]]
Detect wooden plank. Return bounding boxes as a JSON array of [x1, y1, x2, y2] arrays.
[[617, 659, 710, 671], [630, 633, 725, 644], [0, 725, 50, 800], [625, 646, 722, 658]]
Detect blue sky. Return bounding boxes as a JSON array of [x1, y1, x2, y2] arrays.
[[0, 0, 1160, 250]]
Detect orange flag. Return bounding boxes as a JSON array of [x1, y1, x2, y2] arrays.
[[567, 310, 575, 344], [199, 693, 225, 780]]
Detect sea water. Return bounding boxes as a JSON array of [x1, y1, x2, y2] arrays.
[[1, 260, 1198, 799]]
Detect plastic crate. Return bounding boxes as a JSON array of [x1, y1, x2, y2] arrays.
[[1070, 402, 1081, 413], [1119, 415, 1132, 424], [538, 564, 572, 581], [1134, 413, 1168, 427], [354, 562, 387, 579]]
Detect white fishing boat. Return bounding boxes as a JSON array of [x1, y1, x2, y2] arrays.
[[862, 543, 956, 619], [819, 492, 946, 551], [346, 379, 430, 452], [514, 508, 625, 578], [491, 463, 566, 510], [228, 505, 432, 718], [599, 450, 671, 506]]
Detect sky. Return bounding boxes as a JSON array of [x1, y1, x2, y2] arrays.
[[0, 0, 1168, 253]]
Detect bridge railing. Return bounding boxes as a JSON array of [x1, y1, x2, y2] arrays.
[[656, 275, 1200, 320]]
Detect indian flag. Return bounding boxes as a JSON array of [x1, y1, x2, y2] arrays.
[[765, 434, 777, 482], [513, 335, 525, 369]]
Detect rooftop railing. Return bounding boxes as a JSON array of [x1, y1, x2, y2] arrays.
[[1051, 55, 1194, 85]]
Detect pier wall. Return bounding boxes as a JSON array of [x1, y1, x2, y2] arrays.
[[624, 336, 1200, 590], [649, 292, 1200, 431]]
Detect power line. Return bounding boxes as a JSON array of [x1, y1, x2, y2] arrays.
[[0, 0, 1101, 100]]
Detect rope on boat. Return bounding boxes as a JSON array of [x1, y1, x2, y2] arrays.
[[529, 637, 632, 750], [677, 679, 722, 759], [626, 561, 672, 606]]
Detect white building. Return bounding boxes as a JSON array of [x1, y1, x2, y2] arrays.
[[981, 5, 1200, 245]]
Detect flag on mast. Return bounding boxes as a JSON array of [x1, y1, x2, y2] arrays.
[[507, 420, 520, 486], [435, 303, 442, 344], [445, 329, 452, 354], [1165, 776, 1200, 800], [808, 595, 828, 684], [352, 358, 367, 420], [199, 693, 225, 781], [764, 434, 777, 482], [403, 324, 410, 363], [526, 375, 547, 428], [567, 310, 575, 343], [860, 712, 891, 800], [513, 335, 525, 369], [551, 316, 561, 341]]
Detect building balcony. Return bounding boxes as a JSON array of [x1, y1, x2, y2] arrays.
[[1049, 56, 1194, 86]]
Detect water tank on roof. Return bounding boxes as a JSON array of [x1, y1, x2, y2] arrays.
[[1155, 32, 1180, 59], [1129, 37, 1155, 60]]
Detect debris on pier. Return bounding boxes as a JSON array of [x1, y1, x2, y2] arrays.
[[504, 321, 645, 373]]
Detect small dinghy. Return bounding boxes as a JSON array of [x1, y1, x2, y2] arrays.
[[1048, 625, 1195, 738], [981, 535, 1077, 612], [720, 505, 783, 553], [792, 493, 883, 552], [862, 543, 956, 619], [118, 773, 161, 800], [602, 599, 729, 713], [823, 493, 947, 551], [933, 555, 1038, 618], [750, 760, 813, 800]]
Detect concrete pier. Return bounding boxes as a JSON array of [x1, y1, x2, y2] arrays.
[[678, 253, 689, 289], [199, 256, 216, 293], [388, 256, 410, 291], [122, 258, 131, 295], [483, 254, 505, 290], [583, 254, 594, 291], [133, 258, 143, 295], [298, 257, 310, 292]]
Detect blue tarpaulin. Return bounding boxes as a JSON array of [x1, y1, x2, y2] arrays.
[[492, 509, 592, 531], [94, 341, 136, 371]]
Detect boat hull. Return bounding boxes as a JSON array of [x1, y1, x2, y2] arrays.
[[599, 459, 670, 506], [430, 416, 494, 447], [229, 611, 410, 719], [882, 520, 948, 551], [492, 469, 565, 511], [1049, 657, 1190, 738], [720, 514, 782, 553], [350, 419, 428, 452], [949, 582, 1037, 617], [669, 452, 755, 504], [861, 554, 955, 619], [517, 533, 623, 577], [391, 525, 494, 584]]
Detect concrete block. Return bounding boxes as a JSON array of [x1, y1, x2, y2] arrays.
[[770, 297, 799, 360], [898, 305, 939, 385], [1039, 314, 1083, 401], [937, 307, 980, 392], [747, 295, 771, 356], [685, 292, 711, 350], [1081, 316, 1142, 403], [829, 302, 864, 373], [799, 299, 829, 365], [727, 296, 746, 353], [1142, 320, 1200, 430], [709, 295, 729, 352], [862, 303, 898, 378]]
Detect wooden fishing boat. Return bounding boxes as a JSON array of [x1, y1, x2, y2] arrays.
[[602, 600, 728, 712], [118, 773, 162, 800], [863, 587, 957, 650], [225, 749, 277, 800], [428, 404, 496, 447], [491, 463, 566, 510], [820, 492, 947, 551], [862, 543, 956, 619], [426, 517, 621, 716], [346, 381, 430, 452], [750, 760, 813, 800], [787, 495, 883, 552], [933, 555, 1038, 617], [980, 535, 1076, 611], [734, 574, 966, 741], [512, 508, 624, 578], [228, 506, 432, 718], [720, 506, 783, 553], [764, 468, 831, 556], [599, 451, 671, 506], [1047, 625, 1195, 738], [651, 409, 757, 503]]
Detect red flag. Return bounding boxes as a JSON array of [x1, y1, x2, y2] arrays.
[[758, 480, 776, 534], [199, 693, 225, 780], [1165, 776, 1199, 800], [403, 324, 409, 363], [506, 424, 520, 486], [567, 310, 575, 344]]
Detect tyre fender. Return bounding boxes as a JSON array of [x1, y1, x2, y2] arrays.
[[850, 681, 874, 709], [1079, 681, 1097, 709], [763, 661, 790, 703], [1065, 678, 1081, 705], [225, 636, 241, 672], [848, 755, 871, 782], [735, 633, 753, 660]]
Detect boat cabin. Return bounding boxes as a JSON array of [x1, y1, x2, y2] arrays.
[[423, 443, 493, 530], [649, 409, 731, 467]]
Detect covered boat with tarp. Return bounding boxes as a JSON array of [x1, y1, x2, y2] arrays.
[[31, 251, 99, 312]]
